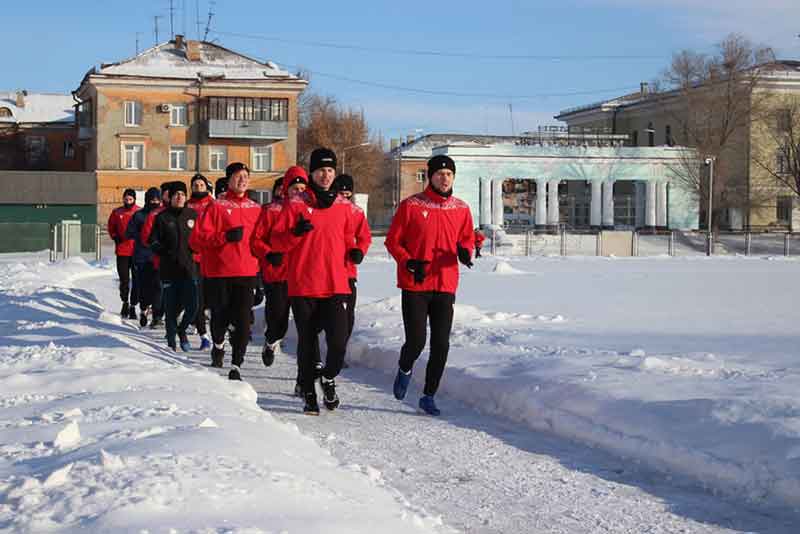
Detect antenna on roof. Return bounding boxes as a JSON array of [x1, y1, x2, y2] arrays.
[[153, 15, 164, 46], [135, 32, 142, 55], [203, 1, 215, 42], [508, 101, 516, 136], [169, 0, 175, 39]]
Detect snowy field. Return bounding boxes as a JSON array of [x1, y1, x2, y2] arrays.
[[1, 246, 799, 532]]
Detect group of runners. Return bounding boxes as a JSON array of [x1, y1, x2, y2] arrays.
[[108, 149, 476, 416]]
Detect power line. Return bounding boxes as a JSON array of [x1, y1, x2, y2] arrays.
[[277, 61, 638, 100], [211, 29, 667, 62]]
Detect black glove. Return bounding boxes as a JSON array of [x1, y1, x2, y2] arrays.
[[348, 248, 364, 265], [150, 240, 163, 254], [457, 244, 473, 268], [292, 215, 314, 236], [112, 236, 121, 245], [225, 226, 244, 243], [265, 252, 283, 267], [406, 259, 430, 284]]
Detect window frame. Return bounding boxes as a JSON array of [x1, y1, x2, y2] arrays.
[[170, 104, 188, 127], [169, 146, 188, 171], [122, 143, 145, 170], [415, 169, 426, 183], [252, 145, 271, 172], [124, 101, 141, 127], [209, 146, 227, 171]]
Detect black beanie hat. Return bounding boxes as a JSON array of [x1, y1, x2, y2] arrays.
[[144, 187, 161, 204], [333, 174, 354, 193], [309, 148, 337, 174], [215, 177, 229, 197], [123, 188, 136, 200], [160, 182, 171, 193], [272, 177, 284, 197], [191, 173, 211, 189], [168, 181, 187, 198], [427, 155, 456, 178], [225, 162, 249, 179]]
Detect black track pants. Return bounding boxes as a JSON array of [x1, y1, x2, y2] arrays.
[[291, 295, 349, 395], [264, 280, 290, 344], [206, 277, 256, 367], [398, 290, 456, 397]]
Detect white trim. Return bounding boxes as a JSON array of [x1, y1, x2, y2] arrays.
[[169, 146, 187, 171], [124, 101, 141, 127], [121, 142, 145, 170], [251, 145, 271, 172], [209, 146, 227, 171], [170, 104, 187, 126]]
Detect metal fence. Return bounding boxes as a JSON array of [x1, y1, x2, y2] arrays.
[[486, 228, 800, 258]]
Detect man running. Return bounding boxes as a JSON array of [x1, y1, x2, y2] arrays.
[[385, 155, 475, 416], [187, 173, 214, 350], [125, 187, 161, 326], [108, 188, 140, 319]]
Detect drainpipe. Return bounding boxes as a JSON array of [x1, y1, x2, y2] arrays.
[[195, 74, 203, 173]]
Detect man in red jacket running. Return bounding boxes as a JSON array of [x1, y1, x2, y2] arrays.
[[385, 154, 475, 416], [108, 188, 140, 319], [272, 148, 363, 415], [187, 173, 214, 350], [189, 162, 261, 380]]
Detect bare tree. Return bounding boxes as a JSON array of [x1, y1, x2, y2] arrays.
[[655, 33, 775, 229], [751, 98, 800, 198]]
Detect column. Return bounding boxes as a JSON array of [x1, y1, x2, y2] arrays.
[[492, 179, 504, 227], [656, 181, 668, 228], [634, 181, 646, 228], [535, 178, 548, 227], [547, 179, 560, 227], [602, 180, 615, 228], [480, 178, 491, 227], [646, 181, 657, 228], [590, 180, 602, 227]]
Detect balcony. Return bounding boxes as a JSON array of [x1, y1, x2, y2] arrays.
[[206, 119, 288, 140]]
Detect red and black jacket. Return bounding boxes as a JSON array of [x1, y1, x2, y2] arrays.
[[186, 193, 215, 275], [107, 205, 139, 257], [251, 200, 288, 283]]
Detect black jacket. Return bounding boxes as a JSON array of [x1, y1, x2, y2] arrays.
[[126, 205, 157, 266], [150, 206, 199, 281]]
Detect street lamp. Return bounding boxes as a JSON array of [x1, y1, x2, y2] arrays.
[[341, 142, 370, 174], [704, 157, 715, 256]]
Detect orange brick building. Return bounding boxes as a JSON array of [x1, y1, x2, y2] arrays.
[[73, 36, 307, 221]]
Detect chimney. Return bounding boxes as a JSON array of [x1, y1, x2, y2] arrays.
[[390, 138, 400, 151], [406, 134, 415, 145], [15, 90, 26, 108], [186, 40, 202, 62], [175, 34, 185, 49], [640, 82, 649, 96]]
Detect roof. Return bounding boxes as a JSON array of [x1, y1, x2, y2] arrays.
[[556, 59, 800, 120], [0, 92, 75, 124], [93, 39, 302, 82]]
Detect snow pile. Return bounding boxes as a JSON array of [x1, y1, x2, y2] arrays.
[[349, 255, 800, 507], [0, 259, 450, 532]]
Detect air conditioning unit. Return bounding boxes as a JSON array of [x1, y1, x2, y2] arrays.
[[158, 104, 171, 113]]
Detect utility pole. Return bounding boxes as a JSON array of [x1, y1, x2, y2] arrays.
[[508, 102, 516, 136], [195, 0, 201, 40], [203, 1, 215, 41]]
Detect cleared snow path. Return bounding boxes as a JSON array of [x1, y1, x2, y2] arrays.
[[80, 272, 800, 534]]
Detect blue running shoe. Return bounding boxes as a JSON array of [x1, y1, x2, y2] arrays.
[[199, 336, 211, 351], [418, 395, 441, 416], [393, 368, 412, 400], [179, 332, 191, 352]]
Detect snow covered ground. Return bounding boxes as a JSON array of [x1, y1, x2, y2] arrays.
[[1, 247, 799, 532]]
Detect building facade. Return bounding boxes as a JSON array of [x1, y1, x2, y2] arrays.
[[555, 62, 800, 231], [73, 36, 307, 221], [384, 133, 698, 231]]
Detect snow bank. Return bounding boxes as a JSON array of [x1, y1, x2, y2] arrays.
[[0, 259, 451, 533], [350, 256, 800, 508]]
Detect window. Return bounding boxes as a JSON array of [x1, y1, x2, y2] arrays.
[[169, 146, 187, 170], [415, 169, 426, 183], [631, 130, 639, 146], [776, 147, 791, 175], [64, 140, 75, 159], [123, 143, 144, 169], [205, 97, 289, 121], [777, 109, 792, 132], [26, 136, 46, 163], [209, 147, 227, 171], [777, 196, 793, 223], [665, 125, 673, 146], [252, 145, 271, 171], [124, 101, 142, 126], [170, 104, 187, 126], [647, 122, 655, 147], [77, 101, 92, 128]]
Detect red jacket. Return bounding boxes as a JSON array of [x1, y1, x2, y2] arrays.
[[385, 187, 475, 294], [271, 192, 355, 298], [107, 205, 139, 257], [186, 193, 215, 275], [346, 202, 372, 280], [251, 200, 288, 283], [141, 205, 165, 268], [189, 191, 261, 278], [474, 230, 485, 248]]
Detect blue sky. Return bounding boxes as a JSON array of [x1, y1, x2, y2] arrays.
[[3, 0, 799, 140]]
